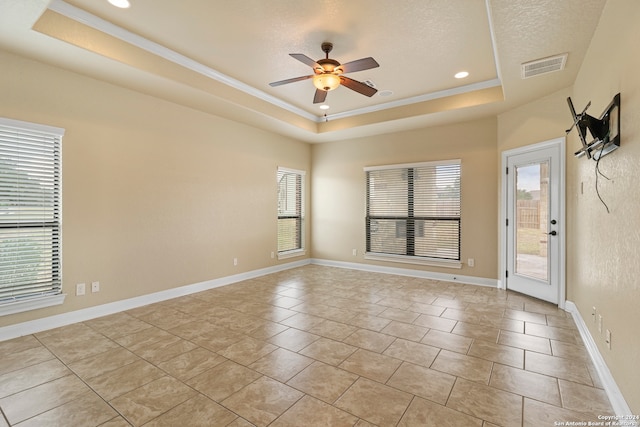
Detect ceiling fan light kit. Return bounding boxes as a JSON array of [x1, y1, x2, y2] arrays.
[[270, 42, 380, 104], [313, 74, 341, 91]]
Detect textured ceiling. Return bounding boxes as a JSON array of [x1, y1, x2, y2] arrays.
[[0, 0, 607, 142]]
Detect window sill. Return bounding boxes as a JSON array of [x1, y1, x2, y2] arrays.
[[364, 253, 462, 269], [0, 293, 67, 317], [278, 249, 306, 260]]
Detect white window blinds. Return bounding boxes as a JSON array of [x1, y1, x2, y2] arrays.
[[0, 118, 63, 307], [365, 160, 461, 261], [277, 167, 305, 254]]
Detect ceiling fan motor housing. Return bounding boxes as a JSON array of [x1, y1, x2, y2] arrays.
[[316, 58, 342, 74]]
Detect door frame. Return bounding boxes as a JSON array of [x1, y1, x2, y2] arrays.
[[499, 138, 566, 308]]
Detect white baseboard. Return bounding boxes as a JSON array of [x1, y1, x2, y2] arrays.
[[310, 258, 498, 288], [565, 301, 635, 421], [0, 259, 311, 342]]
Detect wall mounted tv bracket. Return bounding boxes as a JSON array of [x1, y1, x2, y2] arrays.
[[566, 93, 621, 160]]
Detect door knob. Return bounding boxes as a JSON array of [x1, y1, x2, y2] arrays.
[[548, 230, 557, 236]]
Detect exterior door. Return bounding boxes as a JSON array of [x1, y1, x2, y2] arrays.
[[504, 139, 564, 304]]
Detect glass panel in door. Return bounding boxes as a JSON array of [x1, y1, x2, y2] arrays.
[[514, 162, 549, 282]]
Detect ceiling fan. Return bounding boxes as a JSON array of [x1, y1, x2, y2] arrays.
[[269, 42, 380, 104]]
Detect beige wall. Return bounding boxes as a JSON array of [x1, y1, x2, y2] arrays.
[[497, 87, 571, 152], [311, 118, 498, 280], [0, 50, 311, 327], [498, 0, 640, 412], [569, 0, 640, 412]]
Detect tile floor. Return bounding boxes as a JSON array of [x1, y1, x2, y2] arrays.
[[0, 265, 614, 426]]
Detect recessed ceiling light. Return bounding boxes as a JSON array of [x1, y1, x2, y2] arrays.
[[378, 90, 394, 97], [454, 71, 469, 79], [108, 0, 131, 8], [319, 105, 330, 110]]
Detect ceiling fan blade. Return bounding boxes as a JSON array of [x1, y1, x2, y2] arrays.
[[313, 89, 328, 104], [290, 53, 321, 70], [339, 76, 378, 97], [340, 57, 379, 73], [269, 75, 313, 87]]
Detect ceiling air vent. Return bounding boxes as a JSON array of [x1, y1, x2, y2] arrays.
[[521, 53, 568, 79]]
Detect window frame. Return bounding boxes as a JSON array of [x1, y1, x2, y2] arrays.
[[364, 160, 462, 269], [277, 167, 306, 259], [0, 117, 66, 316]]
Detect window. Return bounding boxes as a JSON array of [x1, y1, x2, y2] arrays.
[[0, 117, 65, 315], [365, 160, 461, 266], [277, 167, 305, 258]]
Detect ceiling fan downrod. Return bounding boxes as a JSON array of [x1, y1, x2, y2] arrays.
[[321, 42, 333, 58]]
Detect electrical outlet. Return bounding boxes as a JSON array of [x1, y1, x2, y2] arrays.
[[605, 329, 612, 349], [76, 283, 86, 296], [271, 251, 275, 259], [468, 258, 475, 267], [233, 258, 238, 266], [91, 281, 100, 293], [598, 314, 603, 333], [592, 306, 596, 322], [352, 249, 357, 256]]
